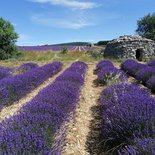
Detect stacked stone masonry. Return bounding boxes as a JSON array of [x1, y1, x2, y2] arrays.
[[104, 35, 155, 60]]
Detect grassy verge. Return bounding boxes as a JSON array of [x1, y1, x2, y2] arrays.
[[0, 51, 103, 67]]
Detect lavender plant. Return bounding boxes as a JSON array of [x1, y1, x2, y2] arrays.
[[94, 60, 114, 75], [135, 67, 155, 85], [0, 62, 62, 110], [147, 59, 155, 67], [120, 59, 147, 77], [146, 76, 155, 92], [100, 84, 155, 154], [15, 62, 39, 74], [118, 138, 155, 155], [0, 66, 12, 80], [95, 61, 127, 85], [0, 61, 87, 154]]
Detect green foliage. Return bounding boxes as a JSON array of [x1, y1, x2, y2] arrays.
[[0, 17, 20, 60], [86, 50, 102, 59], [60, 47, 68, 54], [96, 40, 110, 46], [53, 42, 91, 46], [136, 13, 155, 41]]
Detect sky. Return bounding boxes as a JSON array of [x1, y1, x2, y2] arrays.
[[0, 0, 155, 45]]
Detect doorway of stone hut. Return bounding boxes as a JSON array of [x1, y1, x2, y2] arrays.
[[136, 48, 143, 61]]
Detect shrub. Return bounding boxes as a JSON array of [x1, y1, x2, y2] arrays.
[[96, 67, 123, 85], [147, 59, 155, 66], [135, 67, 155, 84], [60, 47, 68, 54], [120, 59, 147, 77], [0, 66, 12, 80], [86, 50, 102, 59], [146, 76, 155, 92], [94, 60, 114, 75], [0, 61, 87, 154], [100, 84, 155, 154], [0, 62, 62, 110], [118, 138, 155, 155], [15, 62, 39, 74], [95, 60, 127, 85]]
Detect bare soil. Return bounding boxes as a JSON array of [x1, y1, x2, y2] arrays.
[[62, 64, 103, 155]]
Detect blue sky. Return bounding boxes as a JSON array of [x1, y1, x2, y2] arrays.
[[0, 0, 155, 45]]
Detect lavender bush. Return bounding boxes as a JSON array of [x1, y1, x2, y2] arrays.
[[0, 61, 87, 154], [135, 67, 155, 85], [147, 59, 155, 67], [118, 138, 155, 155], [0, 66, 12, 80], [15, 62, 39, 74], [95, 61, 127, 85], [0, 62, 62, 110], [146, 76, 155, 92], [94, 60, 114, 75], [120, 59, 147, 77], [100, 84, 155, 154]]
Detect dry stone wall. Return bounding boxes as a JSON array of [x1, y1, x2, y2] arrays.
[[104, 35, 155, 60]]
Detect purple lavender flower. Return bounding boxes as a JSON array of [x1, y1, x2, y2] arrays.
[[0, 62, 62, 110], [100, 84, 155, 153], [94, 60, 114, 74], [95, 62, 127, 85], [16, 62, 39, 74], [118, 138, 155, 155], [0, 67, 12, 80], [146, 76, 155, 92], [147, 59, 155, 67], [120, 59, 147, 77], [18, 45, 99, 52], [0, 61, 87, 154], [135, 66, 155, 85]]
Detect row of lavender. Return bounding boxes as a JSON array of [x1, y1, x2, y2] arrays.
[[101, 84, 155, 154], [0, 61, 87, 154], [121, 59, 155, 92], [0, 62, 40, 80], [18, 45, 99, 52], [0, 66, 12, 80], [0, 62, 62, 111], [95, 60, 155, 154]]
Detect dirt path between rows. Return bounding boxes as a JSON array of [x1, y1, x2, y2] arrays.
[[0, 65, 69, 123], [62, 63, 103, 155]]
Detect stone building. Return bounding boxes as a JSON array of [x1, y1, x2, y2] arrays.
[[103, 35, 155, 61]]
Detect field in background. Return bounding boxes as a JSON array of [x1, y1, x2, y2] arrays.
[[18, 45, 102, 52], [0, 50, 106, 68]]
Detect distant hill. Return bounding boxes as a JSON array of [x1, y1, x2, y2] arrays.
[[52, 42, 92, 46], [52, 40, 110, 46]]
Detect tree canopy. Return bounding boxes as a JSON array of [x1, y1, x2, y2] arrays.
[[0, 17, 20, 60], [136, 13, 155, 41]]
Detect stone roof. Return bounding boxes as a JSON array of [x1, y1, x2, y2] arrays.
[[109, 35, 155, 44]]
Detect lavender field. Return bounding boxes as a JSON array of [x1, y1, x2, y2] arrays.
[[18, 45, 101, 52], [0, 58, 155, 155], [1, 0, 155, 154]]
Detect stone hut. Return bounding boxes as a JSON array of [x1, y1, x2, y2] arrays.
[[103, 35, 155, 61]]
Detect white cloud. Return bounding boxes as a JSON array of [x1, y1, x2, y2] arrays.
[[17, 34, 33, 45], [30, 0, 97, 9], [31, 15, 94, 29], [19, 34, 31, 40]]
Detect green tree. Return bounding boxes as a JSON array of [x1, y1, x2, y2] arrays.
[[96, 40, 110, 46], [136, 13, 155, 41], [0, 17, 20, 60]]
